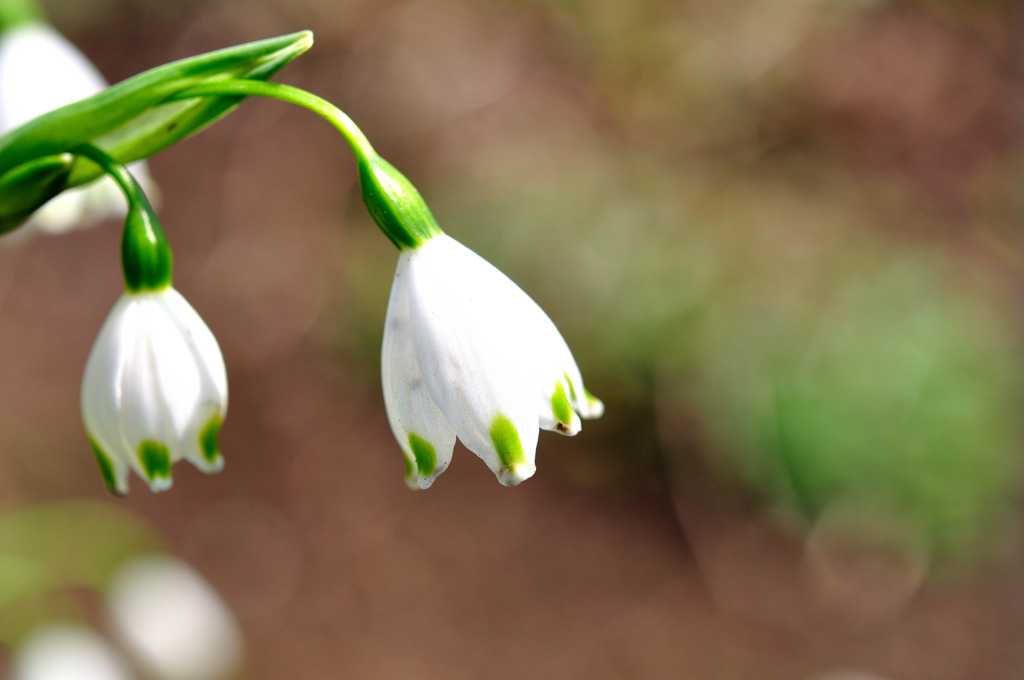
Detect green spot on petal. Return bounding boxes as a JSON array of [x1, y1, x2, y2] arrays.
[[563, 372, 578, 402], [490, 415, 527, 471], [403, 453, 414, 479], [89, 439, 123, 496], [137, 440, 172, 482], [408, 433, 437, 477], [551, 382, 574, 425], [199, 415, 224, 465]]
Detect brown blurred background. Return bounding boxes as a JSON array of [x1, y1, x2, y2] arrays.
[[1, 0, 1024, 678]]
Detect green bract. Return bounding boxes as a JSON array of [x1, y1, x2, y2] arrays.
[[357, 154, 443, 251], [0, 30, 312, 233], [121, 205, 172, 293]]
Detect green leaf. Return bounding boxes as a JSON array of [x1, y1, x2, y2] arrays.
[[0, 30, 312, 227], [0, 154, 72, 233], [0, 500, 166, 644], [0, 0, 44, 31], [0, 501, 165, 590]]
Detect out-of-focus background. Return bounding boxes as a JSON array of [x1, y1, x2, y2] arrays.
[[1, 0, 1023, 678]]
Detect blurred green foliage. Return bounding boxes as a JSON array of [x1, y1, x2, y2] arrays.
[[0, 501, 164, 645], [679, 176, 1022, 565]]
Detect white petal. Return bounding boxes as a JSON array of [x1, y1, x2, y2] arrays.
[[107, 557, 243, 680], [109, 299, 185, 491], [156, 289, 228, 472], [29, 189, 91, 234], [405, 235, 539, 484], [81, 295, 138, 493], [11, 625, 133, 680], [484, 245, 603, 425], [516, 297, 597, 431], [381, 255, 456, 488]]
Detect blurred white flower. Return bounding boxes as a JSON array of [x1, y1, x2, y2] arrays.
[[10, 624, 134, 680], [81, 288, 227, 494], [382, 233, 603, 488], [107, 556, 243, 680], [0, 23, 155, 234]]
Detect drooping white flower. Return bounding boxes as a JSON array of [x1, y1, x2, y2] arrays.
[[107, 556, 244, 680], [0, 22, 155, 234], [382, 233, 603, 488], [81, 288, 227, 494], [10, 624, 134, 680]]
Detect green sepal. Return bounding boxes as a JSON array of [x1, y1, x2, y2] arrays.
[[0, 30, 313, 228], [122, 205, 172, 292], [357, 154, 443, 251], [0, 154, 72, 234]]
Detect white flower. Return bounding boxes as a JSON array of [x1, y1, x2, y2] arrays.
[[382, 233, 603, 488], [81, 288, 227, 494], [0, 23, 155, 234], [10, 624, 134, 680], [107, 556, 244, 680]]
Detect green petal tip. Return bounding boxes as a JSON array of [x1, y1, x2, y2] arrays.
[[137, 440, 172, 491], [199, 415, 225, 471], [90, 439, 126, 496], [551, 382, 575, 433], [408, 433, 437, 477], [490, 415, 534, 486]]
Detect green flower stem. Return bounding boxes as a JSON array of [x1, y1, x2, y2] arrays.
[[0, 0, 43, 31], [167, 79, 443, 250], [71, 144, 154, 216], [72, 143, 172, 291], [168, 80, 375, 163]]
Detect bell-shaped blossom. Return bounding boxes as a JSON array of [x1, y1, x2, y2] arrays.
[[0, 22, 155, 234], [81, 288, 227, 494], [382, 233, 603, 488], [107, 556, 244, 680], [10, 624, 134, 680]]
